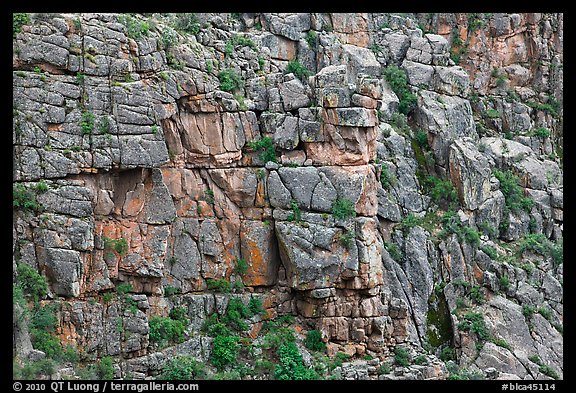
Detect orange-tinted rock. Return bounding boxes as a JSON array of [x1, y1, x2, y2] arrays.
[[240, 220, 280, 286]]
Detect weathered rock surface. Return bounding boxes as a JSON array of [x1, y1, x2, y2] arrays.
[[13, 12, 562, 381]]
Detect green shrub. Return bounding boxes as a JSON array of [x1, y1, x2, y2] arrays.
[[414, 354, 427, 365], [14, 13, 31, 37], [397, 213, 423, 233], [463, 226, 480, 247], [149, 316, 186, 345], [338, 229, 355, 249], [517, 233, 551, 256], [526, 99, 560, 117], [493, 169, 533, 213], [522, 304, 536, 319], [223, 297, 252, 331], [31, 330, 62, 358], [380, 164, 396, 190], [285, 59, 312, 82], [499, 275, 511, 291], [247, 136, 277, 163], [532, 127, 550, 139], [234, 258, 249, 276], [550, 239, 563, 266], [160, 355, 206, 380], [439, 346, 455, 361], [211, 335, 240, 370], [423, 176, 458, 207], [275, 341, 317, 380], [163, 286, 181, 297], [35, 180, 49, 193], [97, 356, 114, 380], [207, 279, 231, 293], [469, 285, 484, 305], [480, 245, 498, 259], [394, 346, 411, 367], [485, 109, 500, 119], [248, 297, 264, 316], [14, 358, 57, 379], [457, 312, 490, 341], [13, 184, 42, 212], [304, 330, 326, 352], [306, 30, 317, 47], [384, 241, 402, 262], [218, 69, 243, 92], [491, 338, 512, 351], [389, 112, 411, 134], [116, 282, 133, 296], [478, 221, 498, 240], [414, 129, 429, 148], [384, 65, 417, 115], [539, 364, 559, 380], [118, 15, 149, 40], [169, 306, 188, 322], [537, 307, 553, 321], [104, 237, 129, 256], [287, 199, 302, 222], [378, 362, 392, 374], [202, 314, 232, 337], [331, 198, 356, 220], [16, 263, 48, 302], [161, 27, 178, 49], [174, 13, 201, 34]]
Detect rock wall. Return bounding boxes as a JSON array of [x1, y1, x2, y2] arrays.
[[13, 12, 562, 380]]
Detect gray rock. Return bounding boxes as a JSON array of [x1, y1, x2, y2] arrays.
[[145, 169, 177, 224], [267, 170, 292, 209], [414, 90, 476, 168], [402, 60, 434, 88], [433, 66, 470, 97], [448, 138, 492, 210], [43, 247, 81, 297], [315, 65, 348, 88], [342, 44, 381, 81], [273, 115, 299, 150], [324, 107, 377, 127], [279, 78, 310, 111], [311, 172, 338, 212], [278, 166, 321, 209], [384, 32, 410, 64]]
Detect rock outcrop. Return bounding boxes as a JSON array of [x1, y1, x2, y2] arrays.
[[13, 12, 562, 380]]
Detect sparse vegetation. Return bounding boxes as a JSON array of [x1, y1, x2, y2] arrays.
[[118, 14, 150, 40], [304, 330, 326, 352], [207, 279, 231, 293], [384, 241, 402, 262], [149, 315, 186, 347], [493, 169, 533, 213], [79, 110, 95, 135], [173, 13, 201, 35], [384, 65, 417, 115], [285, 59, 312, 82], [13, 13, 30, 37], [247, 136, 277, 163], [218, 68, 243, 92], [457, 312, 490, 341], [394, 346, 411, 367], [287, 199, 302, 222], [103, 237, 129, 256], [338, 229, 355, 249], [331, 198, 356, 220], [159, 355, 207, 380]]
